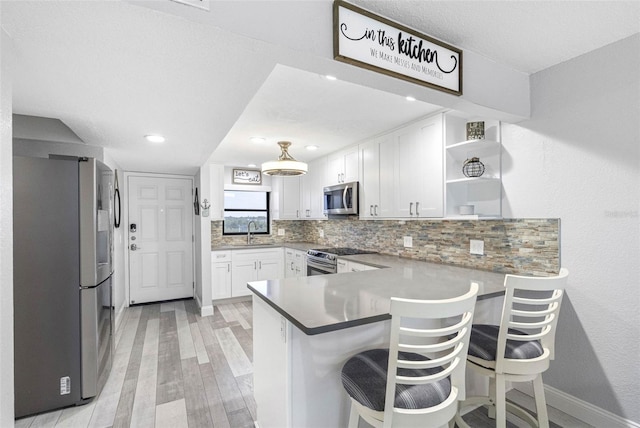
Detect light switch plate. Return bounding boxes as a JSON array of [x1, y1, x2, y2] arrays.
[[278, 228, 285, 236], [403, 236, 413, 248], [470, 239, 484, 255]]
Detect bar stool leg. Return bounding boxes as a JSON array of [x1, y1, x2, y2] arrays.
[[495, 374, 507, 428], [348, 401, 360, 428], [487, 377, 497, 419], [533, 375, 550, 428]]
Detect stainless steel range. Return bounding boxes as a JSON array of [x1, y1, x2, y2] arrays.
[[306, 248, 375, 275]]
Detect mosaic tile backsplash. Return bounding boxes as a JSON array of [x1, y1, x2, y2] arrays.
[[211, 218, 560, 275]]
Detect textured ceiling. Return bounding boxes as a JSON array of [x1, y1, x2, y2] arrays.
[[2, 1, 638, 174]]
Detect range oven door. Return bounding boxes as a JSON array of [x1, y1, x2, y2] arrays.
[[306, 257, 336, 275]]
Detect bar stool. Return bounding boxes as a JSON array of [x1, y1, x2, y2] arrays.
[[455, 268, 568, 428], [341, 283, 478, 428]]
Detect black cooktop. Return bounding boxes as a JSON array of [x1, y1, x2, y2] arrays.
[[309, 247, 375, 256]]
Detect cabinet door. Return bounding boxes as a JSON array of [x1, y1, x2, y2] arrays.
[[395, 115, 443, 218], [309, 157, 327, 219], [231, 259, 257, 297], [414, 115, 443, 217], [327, 153, 344, 185], [285, 249, 296, 278], [360, 140, 380, 218], [212, 262, 231, 300], [258, 258, 284, 281], [343, 146, 360, 183], [337, 259, 349, 274], [280, 176, 301, 219], [378, 136, 396, 218], [294, 250, 306, 277]]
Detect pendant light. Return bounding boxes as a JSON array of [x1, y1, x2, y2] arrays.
[[262, 141, 308, 176]]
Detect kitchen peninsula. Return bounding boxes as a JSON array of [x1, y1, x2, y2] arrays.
[[248, 254, 507, 428]]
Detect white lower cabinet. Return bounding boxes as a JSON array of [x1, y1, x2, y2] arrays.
[[213, 248, 284, 300], [232, 248, 284, 297], [211, 251, 232, 300], [285, 248, 308, 277], [337, 259, 377, 273]]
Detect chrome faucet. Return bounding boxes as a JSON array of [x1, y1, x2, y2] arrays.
[[247, 221, 257, 245]]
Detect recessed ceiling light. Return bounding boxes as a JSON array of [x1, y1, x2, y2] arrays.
[[306, 145, 319, 151], [325, 75, 337, 81], [145, 134, 165, 143], [250, 137, 266, 144], [406, 96, 416, 102], [248, 164, 257, 168]]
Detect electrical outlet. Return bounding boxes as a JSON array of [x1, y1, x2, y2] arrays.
[[319, 229, 324, 238], [470, 239, 484, 255], [278, 228, 285, 236], [403, 236, 413, 248]]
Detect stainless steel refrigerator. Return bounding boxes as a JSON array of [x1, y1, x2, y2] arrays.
[[13, 156, 114, 418]]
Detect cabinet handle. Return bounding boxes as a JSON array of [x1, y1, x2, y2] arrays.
[[227, 264, 230, 273], [259, 261, 262, 269], [374, 205, 379, 216], [296, 210, 299, 218], [306, 209, 310, 217], [409, 202, 414, 216], [416, 202, 420, 216], [291, 262, 295, 270], [254, 261, 257, 270], [342, 173, 345, 182], [370, 205, 374, 216], [337, 173, 340, 183]]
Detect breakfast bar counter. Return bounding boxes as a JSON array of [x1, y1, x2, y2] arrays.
[[248, 257, 507, 428]]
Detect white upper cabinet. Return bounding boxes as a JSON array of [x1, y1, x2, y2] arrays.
[[272, 157, 327, 221], [300, 157, 327, 219], [359, 113, 444, 219], [444, 115, 502, 218], [327, 145, 359, 185], [395, 114, 444, 218]]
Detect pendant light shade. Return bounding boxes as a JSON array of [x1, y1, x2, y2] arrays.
[[262, 141, 308, 176]]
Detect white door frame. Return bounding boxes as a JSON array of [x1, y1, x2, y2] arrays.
[[123, 172, 195, 307]]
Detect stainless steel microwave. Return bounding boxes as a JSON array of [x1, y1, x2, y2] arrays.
[[323, 181, 358, 215]]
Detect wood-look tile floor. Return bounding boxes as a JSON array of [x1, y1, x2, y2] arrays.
[[15, 298, 590, 428]]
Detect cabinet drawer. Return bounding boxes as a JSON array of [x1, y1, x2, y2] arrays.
[[211, 250, 231, 261]]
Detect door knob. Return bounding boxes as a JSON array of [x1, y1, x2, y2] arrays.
[[130, 243, 140, 251]]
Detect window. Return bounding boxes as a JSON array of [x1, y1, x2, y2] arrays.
[[223, 190, 270, 235]]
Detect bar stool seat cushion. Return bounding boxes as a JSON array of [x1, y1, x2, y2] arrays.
[[341, 348, 451, 412], [468, 324, 544, 361]]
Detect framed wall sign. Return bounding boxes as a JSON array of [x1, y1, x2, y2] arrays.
[[333, 0, 462, 96], [232, 169, 262, 185]]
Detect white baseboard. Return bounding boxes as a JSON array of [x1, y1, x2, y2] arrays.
[[516, 384, 640, 428], [195, 293, 214, 317]]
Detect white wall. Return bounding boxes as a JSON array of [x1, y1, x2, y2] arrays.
[[102, 153, 126, 329], [0, 26, 14, 425], [195, 166, 213, 317], [502, 34, 640, 423]]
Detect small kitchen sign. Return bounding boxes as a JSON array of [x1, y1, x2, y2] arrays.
[[333, 0, 462, 95], [233, 169, 262, 185]]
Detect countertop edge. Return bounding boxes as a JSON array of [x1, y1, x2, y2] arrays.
[[248, 283, 392, 335]]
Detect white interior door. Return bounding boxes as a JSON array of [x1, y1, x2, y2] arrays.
[[128, 175, 194, 304]]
